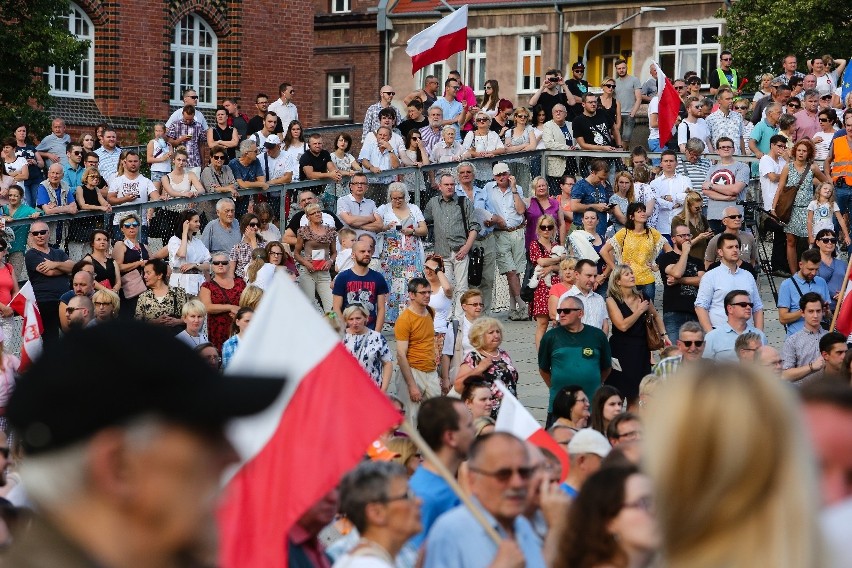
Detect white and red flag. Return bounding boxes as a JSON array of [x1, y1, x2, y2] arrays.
[[9, 282, 43, 370], [218, 272, 401, 568], [406, 5, 468, 75], [494, 381, 569, 483], [654, 62, 681, 148]]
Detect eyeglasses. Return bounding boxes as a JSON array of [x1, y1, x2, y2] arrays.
[[211, 260, 229, 266], [730, 301, 754, 309], [30, 230, 48, 236], [821, 95, 832, 100], [539, 224, 555, 230], [734, 106, 749, 111], [411, 136, 421, 141], [721, 57, 733, 62], [674, 85, 686, 90], [819, 237, 838, 244], [680, 340, 704, 347], [122, 222, 140, 228], [515, 115, 529, 119], [725, 214, 743, 219], [603, 84, 615, 89], [464, 302, 485, 307], [211, 155, 225, 160], [623, 495, 655, 513], [381, 488, 417, 502], [413, 290, 431, 296], [556, 308, 582, 315], [468, 465, 537, 482], [94, 301, 112, 307], [269, 251, 284, 256], [350, 181, 368, 186], [675, 233, 692, 239]]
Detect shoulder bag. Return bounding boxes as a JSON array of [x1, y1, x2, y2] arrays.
[[644, 294, 665, 351], [775, 161, 811, 224], [457, 196, 484, 287]]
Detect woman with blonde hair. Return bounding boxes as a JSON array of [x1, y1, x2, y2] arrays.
[[609, 171, 635, 236], [644, 361, 825, 568], [453, 316, 519, 413], [670, 190, 713, 261], [239, 284, 264, 311], [597, 76, 623, 146], [529, 213, 563, 348], [385, 437, 421, 477]]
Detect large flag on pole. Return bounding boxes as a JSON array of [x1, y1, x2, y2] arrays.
[[841, 58, 852, 104], [9, 282, 43, 370], [218, 272, 402, 568], [494, 381, 570, 483], [406, 5, 468, 75], [654, 62, 681, 148]]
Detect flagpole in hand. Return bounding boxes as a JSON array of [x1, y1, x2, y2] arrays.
[[829, 253, 852, 331], [398, 420, 502, 545]]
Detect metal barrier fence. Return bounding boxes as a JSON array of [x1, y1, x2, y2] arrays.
[[3, 148, 764, 355]]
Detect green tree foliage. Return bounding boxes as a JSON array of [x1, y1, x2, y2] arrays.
[[719, 0, 852, 80], [0, 0, 89, 135]]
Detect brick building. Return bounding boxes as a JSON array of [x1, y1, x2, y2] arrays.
[[46, 0, 317, 142]]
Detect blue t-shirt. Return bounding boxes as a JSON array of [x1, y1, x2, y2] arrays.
[[228, 157, 263, 183], [332, 269, 389, 329], [571, 178, 610, 236], [407, 466, 460, 548], [36, 183, 70, 208], [777, 273, 831, 336]]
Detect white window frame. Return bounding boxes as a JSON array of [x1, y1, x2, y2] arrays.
[[517, 35, 542, 94], [417, 63, 447, 92], [331, 0, 351, 13], [327, 73, 350, 119], [170, 14, 217, 108], [655, 24, 722, 87], [467, 38, 487, 95], [46, 2, 95, 98]]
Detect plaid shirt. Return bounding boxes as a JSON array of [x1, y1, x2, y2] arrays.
[[773, 71, 805, 86], [229, 239, 265, 279], [362, 103, 401, 141], [166, 119, 205, 167], [706, 109, 744, 153], [781, 327, 825, 385]]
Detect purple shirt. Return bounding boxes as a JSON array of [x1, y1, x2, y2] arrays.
[[524, 196, 560, 247]]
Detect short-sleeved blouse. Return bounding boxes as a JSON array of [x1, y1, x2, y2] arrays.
[[343, 330, 392, 387]]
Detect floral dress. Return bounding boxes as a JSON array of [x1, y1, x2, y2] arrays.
[[343, 330, 393, 387], [786, 164, 816, 238], [201, 277, 246, 352], [461, 348, 519, 417], [377, 204, 425, 324], [528, 240, 559, 317], [134, 286, 188, 321]]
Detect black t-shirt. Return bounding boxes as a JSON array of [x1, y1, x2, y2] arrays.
[[286, 210, 344, 233], [490, 118, 513, 136], [25, 247, 71, 302], [572, 111, 615, 148], [399, 117, 428, 138], [246, 115, 284, 136], [299, 150, 333, 181], [657, 251, 702, 314], [536, 91, 569, 122], [565, 79, 589, 117]]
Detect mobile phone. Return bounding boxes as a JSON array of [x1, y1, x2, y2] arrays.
[[396, 225, 403, 230]]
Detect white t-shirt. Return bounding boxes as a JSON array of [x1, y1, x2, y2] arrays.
[[759, 155, 785, 211], [332, 554, 393, 568], [3, 157, 28, 180], [282, 143, 307, 181], [647, 97, 660, 141], [677, 118, 710, 149], [258, 151, 297, 183], [429, 286, 452, 334], [815, 72, 839, 97], [108, 174, 157, 225], [807, 200, 840, 237]]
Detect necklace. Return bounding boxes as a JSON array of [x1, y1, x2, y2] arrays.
[[479, 348, 499, 359]]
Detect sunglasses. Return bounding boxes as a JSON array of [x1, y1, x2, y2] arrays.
[[211, 260, 229, 266], [123, 222, 140, 228], [721, 57, 733, 61], [71, 150, 82, 155], [469, 466, 537, 482], [557, 307, 582, 314], [680, 340, 704, 347], [725, 214, 743, 219], [734, 106, 749, 110], [188, 95, 199, 99], [819, 237, 838, 244], [212, 155, 226, 160], [248, 222, 260, 228], [603, 84, 615, 89], [788, 103, 801, 108], [30, 229, 48, 236], [382, 91, 396, 96], [539, 224, 554, 230], [819, 118, 831, 122], [675, 85, 686, 90], [475, 118, 490, 123], [65, 306, 84, 314], [573, 69, 584, 73], [730, 302, 754, 308]]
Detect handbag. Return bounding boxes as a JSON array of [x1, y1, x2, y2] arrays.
[[645, 302, 664, 351], [457, 196, 484, 287], [120, 268, 147, 298], [520, 241, 545, 303], [775, 161, 811, 224]]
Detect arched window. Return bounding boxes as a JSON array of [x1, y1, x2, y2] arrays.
[[46, 3, 95, 98], [171, 14, 217, 108]]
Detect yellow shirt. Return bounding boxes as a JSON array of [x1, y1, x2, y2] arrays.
[[613, 228, 664, 285]]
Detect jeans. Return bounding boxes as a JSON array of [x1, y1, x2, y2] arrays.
[[647, 138, 662, 166], [663, 311, 698, 342], [621, 115, 636, 146], [638, 283, 655, 302], [835, 180, 852, 217]]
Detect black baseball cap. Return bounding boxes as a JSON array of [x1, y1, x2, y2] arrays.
[[572, 62, 585, 71], [8, 321, 286, 454]]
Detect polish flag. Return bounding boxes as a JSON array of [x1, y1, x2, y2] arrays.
[[654, 62, 681, 148], [494, 381, 569, 483], [834, 292, 852, 337], [406, 5, 468, 75], [9, 282, 43, 371], [218, 272, 402, 568]]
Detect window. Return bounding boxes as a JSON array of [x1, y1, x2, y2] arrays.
[[467, 38, 487, 95], [328, 73, 350, 119], [331, 0, 350, 13], [170, 14, 217, 108], [417, 63, 447, 92], [656, 25, 721, 86], [518, 35, 542, 93], [46, 3, 95, 98], [601, 35, 622, 80]]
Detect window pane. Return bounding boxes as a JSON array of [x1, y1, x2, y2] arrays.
[[659, 52, 675, 78], [701, 51, 717, 84], [659, 29, 676, 46], [677, 48, 698, 79], [702, 27, 718, 44], [680, 28, 697, 45], [171, 14, 217, 106]]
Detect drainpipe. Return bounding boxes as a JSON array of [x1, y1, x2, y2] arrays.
[[377, 0, 392, 85], [555, 2, 564, 73]]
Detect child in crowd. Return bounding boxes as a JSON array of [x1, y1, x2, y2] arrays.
[[335, 227, 357, 274], [807, 183, 851, 246]]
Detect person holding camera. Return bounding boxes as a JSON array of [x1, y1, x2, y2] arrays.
[[376, 182, 428, 325], [528, 68, 577, 122]]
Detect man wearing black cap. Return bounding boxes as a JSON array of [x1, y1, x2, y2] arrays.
[[5, 321, 284, 568], [565, 62, 589, 118]]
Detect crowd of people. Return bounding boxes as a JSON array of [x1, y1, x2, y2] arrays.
[[0, 52, 851, 567]]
